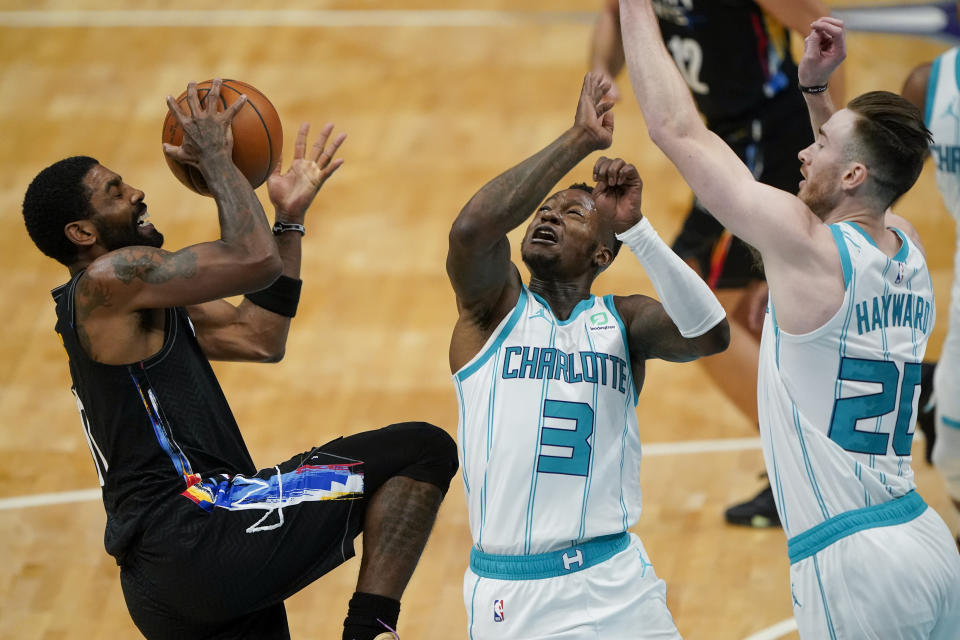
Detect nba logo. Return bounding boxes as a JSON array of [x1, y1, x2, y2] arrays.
[[493, 599, 505, 622]]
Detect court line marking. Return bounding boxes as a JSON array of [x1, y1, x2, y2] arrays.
[[0, 436, 789, 639], [0, 437, 762, 512], [0, 10, 595, 28], [743, 617, 798, 640]]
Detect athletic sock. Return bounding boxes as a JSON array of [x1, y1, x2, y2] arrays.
[[342, 592, 401, 640]]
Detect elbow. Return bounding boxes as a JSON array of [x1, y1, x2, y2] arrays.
[[647, 117, 686, 150], [701, 318, 731, 356], [449, 210, 485, 250], [262, 346, 285, 364]]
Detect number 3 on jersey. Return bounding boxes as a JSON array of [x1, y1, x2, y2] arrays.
[[537, 399, 594, 476], [828, 358, 923, 456]]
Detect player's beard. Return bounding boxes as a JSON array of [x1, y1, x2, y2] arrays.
[[799, 175, 840, 221], [95, 217, 164, 251]]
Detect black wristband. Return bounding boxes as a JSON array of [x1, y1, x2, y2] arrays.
[[244, 275, 302, 318], [799, 83, 829, 94], [272, 221, 305, 236]]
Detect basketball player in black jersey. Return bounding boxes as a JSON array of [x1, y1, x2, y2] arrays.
[[589, 0, 844, 527], [21, 80, 458, 640]]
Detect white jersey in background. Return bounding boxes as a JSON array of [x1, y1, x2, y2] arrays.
[[758, 221, 960, 639], [926, 46, 960, 511], [453, 285, 641, 555]]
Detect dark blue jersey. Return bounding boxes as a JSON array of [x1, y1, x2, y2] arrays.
[[654, 0, 803, 126]]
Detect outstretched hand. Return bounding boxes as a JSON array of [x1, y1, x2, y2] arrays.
[[799, 17, 846, 88], [163, 79, 246, 168], [574, 72, 615, 151], [592, 156, 643, 234], [267, 122, 346, 222]]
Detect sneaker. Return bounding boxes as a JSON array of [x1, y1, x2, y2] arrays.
[[725, 481, 781, 528], [917, 361, 937, 464]]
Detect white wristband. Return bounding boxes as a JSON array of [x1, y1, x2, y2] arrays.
[[616, 218, 726, 338]]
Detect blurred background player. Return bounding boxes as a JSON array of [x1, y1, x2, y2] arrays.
[[589, 0, 844, 527], [446, 72, 728, 639], [903, 4, 960, 548]]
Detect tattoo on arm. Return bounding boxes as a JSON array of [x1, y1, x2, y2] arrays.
[[111, 248, 199, 284], [74, 274, 114, 354]]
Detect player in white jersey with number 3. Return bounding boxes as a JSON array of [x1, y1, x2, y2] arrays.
[[446, 73, 729, 639], [620, 2, 960, 638]]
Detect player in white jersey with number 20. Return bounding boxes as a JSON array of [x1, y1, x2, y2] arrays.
[[620, 2, 960, 637], [446, 72, 729, 639]]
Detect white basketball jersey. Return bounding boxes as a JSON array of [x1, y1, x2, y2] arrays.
[[927, 47, 960, 367], [758, 222, 935, 538], [453, 286, 642, 555]]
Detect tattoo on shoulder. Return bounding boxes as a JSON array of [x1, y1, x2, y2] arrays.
[[112, 248, 198, 284]]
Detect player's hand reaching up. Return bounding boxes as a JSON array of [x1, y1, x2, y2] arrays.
[[574, 72, 615, 151], [593, 157, 643, 234], [267, 122, 346, 223], [163, 79, 247, 169], [799, 17, 846, 88]]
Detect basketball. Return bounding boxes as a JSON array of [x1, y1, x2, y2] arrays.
[[161, 79, 282, 196]]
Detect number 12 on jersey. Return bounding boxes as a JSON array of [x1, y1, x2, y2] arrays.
[[828, 358, 922, 456], [537, 399, 594, 477]]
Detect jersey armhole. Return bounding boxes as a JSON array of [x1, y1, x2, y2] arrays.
[[454, 287, 528, 382], [829, 224, 852, 291], [604, 295, 639, 406]]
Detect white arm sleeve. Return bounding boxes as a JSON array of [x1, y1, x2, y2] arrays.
[[616, 217, 726, 338]]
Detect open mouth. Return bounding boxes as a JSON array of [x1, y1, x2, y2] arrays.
[[531, 225, 559, 244], [136, 209, 152, 229]]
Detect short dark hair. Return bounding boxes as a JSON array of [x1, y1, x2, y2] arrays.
[[846, 91, 932, 208], [23, 156, 99, 266], [567, 182, 622, 259]]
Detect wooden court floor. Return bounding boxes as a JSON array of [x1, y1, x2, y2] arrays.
[[0, 1, 957, 638]]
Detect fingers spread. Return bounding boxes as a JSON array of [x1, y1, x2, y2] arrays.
[[294, 122, 310, 160]]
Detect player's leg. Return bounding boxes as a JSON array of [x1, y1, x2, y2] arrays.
[[319, 421, 459, 640]]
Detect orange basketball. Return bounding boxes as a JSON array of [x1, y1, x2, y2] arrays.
[[161, 79, 282, 196]]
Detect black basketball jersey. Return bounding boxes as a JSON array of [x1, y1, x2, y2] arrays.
[[52, 271, 256, 561], [653, 0, 802, 126]]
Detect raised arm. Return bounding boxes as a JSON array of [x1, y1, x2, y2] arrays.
[[187, 123, 346, 362], [588, 0, 625, 101], [798, 17, 847, 136], [592, 157, 728, 362], [756, 0, 846, 105], [84, 80, 281, 310], [446, 73, 614, 328], [618, 0, 819, 262]]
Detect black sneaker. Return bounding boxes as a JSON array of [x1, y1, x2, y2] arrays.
[[917, 361, 937, 464], [725, 481, 781, 528]]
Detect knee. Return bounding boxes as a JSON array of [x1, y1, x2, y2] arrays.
[[389, 421, 459, 494]]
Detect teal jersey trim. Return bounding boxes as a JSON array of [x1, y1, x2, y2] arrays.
[[787, 490, 927, 564], [469, 532, 629, 580], [456, 288, 528, 382], [943, 416, 960, 430], [828, 224, 852, 290], [925, 55, 941, 127], [847, 221, 878, 248], [890, 227, 910, 262], [529, 290, 595, 326], [604, 294, 639, 406]]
